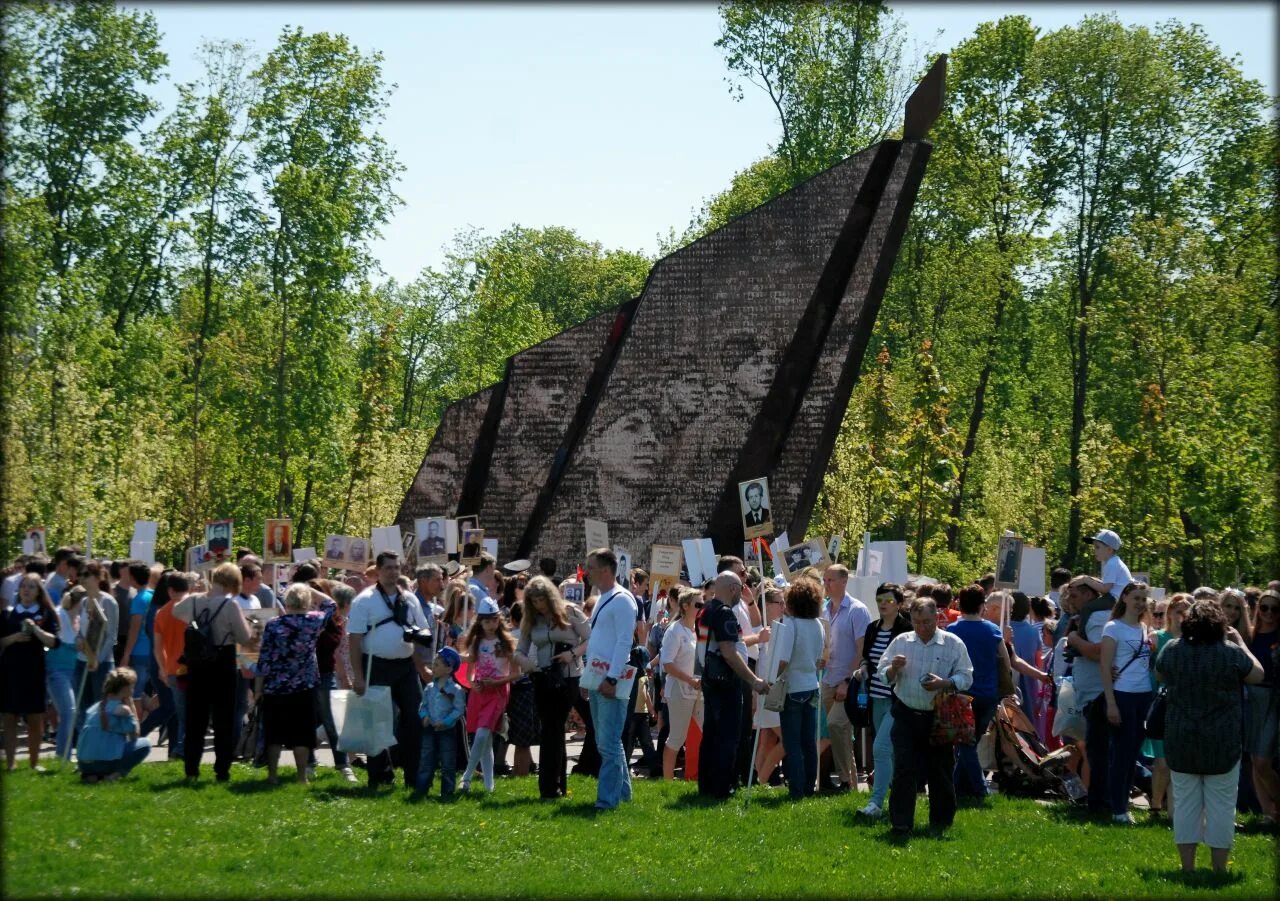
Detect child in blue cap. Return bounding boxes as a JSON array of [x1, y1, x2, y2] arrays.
[[416, 646, 467, 798]]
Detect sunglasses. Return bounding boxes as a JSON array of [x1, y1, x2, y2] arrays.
[[1259, 605, 1279, 614]]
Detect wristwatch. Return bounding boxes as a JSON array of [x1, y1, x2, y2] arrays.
[[604, 676, 618, 686]]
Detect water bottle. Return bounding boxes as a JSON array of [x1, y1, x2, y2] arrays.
[[856, 683, 869, 711]]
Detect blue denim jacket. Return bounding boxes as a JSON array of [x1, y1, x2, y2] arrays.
[[418, 675, 466, 728], [76, 700, 136, 762]]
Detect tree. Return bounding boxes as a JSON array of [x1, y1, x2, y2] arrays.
[[898, 339, 959, 573]]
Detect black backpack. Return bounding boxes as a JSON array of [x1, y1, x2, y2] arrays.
[[181, 598, 230, 668]]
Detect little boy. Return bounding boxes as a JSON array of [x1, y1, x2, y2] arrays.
[[416, 647, 467, 798], [1088, 529, 1133, 601]]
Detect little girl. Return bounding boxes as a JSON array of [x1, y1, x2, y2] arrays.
[[460, 597, 518, 792], [76, 667, 152, 783]]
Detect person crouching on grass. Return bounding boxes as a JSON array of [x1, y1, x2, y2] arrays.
[[76, 667, 150, 783], [460, 597, 517, 793], [416, 647, 466, 799]]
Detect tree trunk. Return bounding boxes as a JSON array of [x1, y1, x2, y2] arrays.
[[1062, 285, 1091, 570]]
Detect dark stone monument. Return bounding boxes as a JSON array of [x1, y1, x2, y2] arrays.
[[397, 57, 947, 573]]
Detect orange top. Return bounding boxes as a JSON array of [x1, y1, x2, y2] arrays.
[[153, 600, 187, 678]]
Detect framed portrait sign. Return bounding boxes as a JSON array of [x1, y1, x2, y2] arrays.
[[649, 544, 683, 581], [415, 517, 448, 562], [263, 519, 293, 565], [205, 519, 233, 561], [322, 535, 348, 570], [778, 537, 832, 580], [995, 534, 1024, 590], [738, 477, 774, 541], [584, 519, 610, 555], [460, 528, 484, 565]]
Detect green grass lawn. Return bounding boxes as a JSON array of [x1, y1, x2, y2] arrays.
[[4, 760, 1275, 898]]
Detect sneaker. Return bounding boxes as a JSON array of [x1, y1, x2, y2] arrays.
[[1112, 812, 1135, 825], [305, 765, 316, 780], [340, 766, 358, 784], [859, 801, 884, 818]]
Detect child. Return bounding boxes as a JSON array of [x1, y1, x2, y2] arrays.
[[622, 618, 658, 775], [76, 667, 151, 783], [460, 597, 518, 793], [1089, 529, 1133, 602], [417, 647, 467, 798]]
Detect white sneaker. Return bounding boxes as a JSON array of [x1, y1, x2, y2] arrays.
[[340, 766, 357, 784], [859, 801, 884, 818], [1112, 812, 1135, 825]]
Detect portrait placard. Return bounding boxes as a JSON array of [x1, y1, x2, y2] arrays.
[[237, 607, 280, 670], [460, 528, 484, 565], [347, 537, 370, 570], [416, 517, 448, 561], [649, 545, 683, 580], [778, 537, 832, 580], [738, 477, 774, 541], [562, 582, 585, 606], [24, 527, 47, 556], [292, 546, 317, 564], [584, 519, 610, 554], [995, 534, 1024, 590], [263, 519, 293, 565], [204, 519, 233, 560], [129, 540, 156, 565], [322, 535, 348, 570], [371, 525, 402, 557], [614, 547, 631, 584]]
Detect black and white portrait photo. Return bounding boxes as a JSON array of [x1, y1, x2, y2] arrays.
[[739, 477, 773, 541]]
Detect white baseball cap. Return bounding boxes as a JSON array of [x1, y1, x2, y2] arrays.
[[1087, 529, 1122, 551]]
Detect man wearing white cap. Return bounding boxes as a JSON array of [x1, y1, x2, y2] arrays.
[[1089, 529, 1132, 601]]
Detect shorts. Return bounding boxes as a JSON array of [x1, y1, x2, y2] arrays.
[[1243, 684, 1278, 758]]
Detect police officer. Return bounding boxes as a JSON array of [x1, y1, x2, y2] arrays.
[[697, 571, 767, 798]]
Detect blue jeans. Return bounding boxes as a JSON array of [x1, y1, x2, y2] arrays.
[[779, 690, 818, 799], [315, 672, 347, 768], [140, 677, 182, 757], [80, 738, 152, 777], [1108, 690, 1154, 816], [416, 726, 457, 797], [589, 690, 632, 809], [46, 668, 77, 759], [954, 694, 998, 798], [869, 696, 895, 807], [72, 658, 113, 743], [129, 655, 152, 698]]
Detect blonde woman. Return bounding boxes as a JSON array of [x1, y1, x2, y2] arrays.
[[660, 587, 704, 780]]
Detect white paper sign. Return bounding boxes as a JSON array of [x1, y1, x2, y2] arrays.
[[1150, 587, 1167, 602], [132, 520, 158, 543], [697, 539, 717, 582], [482, 538, 498, 558], [21, 539, 34, 554], [855, 540, 908, 586], [371, 525, 402, 557], [681, 539, 705, 586], [584, 519, 610, 554], [1018, 546, 1047, 597], [849, 576, 881, 611], [129, 540, 156, 565], [292, 547, 317, 564]]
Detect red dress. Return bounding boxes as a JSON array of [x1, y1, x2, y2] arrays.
[[465, 638, 510, 733]]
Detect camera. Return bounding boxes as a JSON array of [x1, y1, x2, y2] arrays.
[[402, 625, 433, 647]]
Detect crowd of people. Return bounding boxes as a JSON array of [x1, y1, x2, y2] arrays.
[[1, 528, 1277, 874]]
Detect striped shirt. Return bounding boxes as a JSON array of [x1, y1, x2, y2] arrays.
[[878, 628, 974, 711], [865, 629, 895, 700]]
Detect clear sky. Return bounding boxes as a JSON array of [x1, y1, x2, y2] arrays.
[[122, 2, 1276, 286]]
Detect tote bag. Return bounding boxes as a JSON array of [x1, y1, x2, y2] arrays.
[[338, 653, 397, 755]]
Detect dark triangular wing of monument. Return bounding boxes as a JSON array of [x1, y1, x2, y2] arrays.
[[397, 56, 947, 571]]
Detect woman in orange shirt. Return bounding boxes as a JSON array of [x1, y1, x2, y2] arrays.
[[143, 572, 192, 760]]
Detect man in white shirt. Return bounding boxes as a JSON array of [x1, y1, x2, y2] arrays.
[[820, 565, 871, 793], [581, 547, 639, 811], [348, 551, 432, 789], [879, 597, 974, 837]]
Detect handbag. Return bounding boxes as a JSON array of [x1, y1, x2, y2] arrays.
[[1144, 688, 1167, 740], [930, 691, 976, 746], [338, 651, 397, 756], [764, 618, 796, 713], [1052, 676, 1086, 740]]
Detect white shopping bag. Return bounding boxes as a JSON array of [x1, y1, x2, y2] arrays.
[[338, 685, 397, 756], [1052, 677, 1086, 741]]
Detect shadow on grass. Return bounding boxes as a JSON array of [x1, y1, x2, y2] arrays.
[[1038, 801, 1104, 824], [147, 777, 209, 792], [666, 792, 730, 811], [1135, 866, 1244, 890], [309, 783, 388, 801], [225, 779, 284, 795], [549, 801, 602, 819]]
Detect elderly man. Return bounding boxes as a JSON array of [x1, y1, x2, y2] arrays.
[[581, 547, 639, 811], [698, 570, 768, 799], [820, 564, 872, 793], [879, 597, 975, 836], [348, 552, 433, 789]]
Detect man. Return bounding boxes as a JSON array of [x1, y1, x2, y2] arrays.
[[415, 563, 446, 665], [44, 546, 80, 605], [538, 557, 558, 581], [1062, 572, 1112, 814], [742, 481, 771, 533], [229, 561, 268, 756], [878, 597, 975, 836], [419, 520, 446, 558], [978, 573, 995, 597], [1088, 529, 1131, 601], [820, 564, 871, 793], [716, 555, 769, 787], [630, 567, 650, 621], [580, 547, 639, 810], [466, 551, 497, 612], [348, 552, 432, 789], [1048, 567, 1072, 613], [267, 523, 290, 559], [697, 570, 768, 799]]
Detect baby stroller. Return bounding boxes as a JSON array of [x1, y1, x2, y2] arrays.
[[991, 697, 1085, 802]]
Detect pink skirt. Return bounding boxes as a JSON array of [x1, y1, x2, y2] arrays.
[[466, 684, 509, 733]]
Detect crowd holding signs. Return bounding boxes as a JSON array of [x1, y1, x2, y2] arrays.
[[3, 477, 1278, 874]]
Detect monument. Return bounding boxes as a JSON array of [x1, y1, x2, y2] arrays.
[[397, 57, 948, 572]]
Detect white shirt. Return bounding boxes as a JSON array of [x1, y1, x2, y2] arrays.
[[235, 593, 262, 611], [1071, 609, 1111, 705], [1103, 619, 1151, 693], [584, 584, 638, 681], [1100, 554, 1132, 599], [348, 584, 430, 660], [1, 572, 23, 606], [878, 628, 975, 711], [773, 616, 826, 693], [733, 600, 761, 661], [660, 621, 698, 701]]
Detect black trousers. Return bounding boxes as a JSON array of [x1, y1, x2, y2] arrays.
[[363, 655, 423, 788], [570, 681, 601, 777], [698, 680, 742, 798], [183, 648, 238, 779], [532, 671, 575, 798], [1084, 696, 1111, 812], [888, 698, 956, 831], [734, 660, 756, 785]]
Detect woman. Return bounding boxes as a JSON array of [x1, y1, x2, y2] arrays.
[[149, 571, 192, 761], [517, 575, 591, 799], [76, 667, 151, 782], [315, 582, 356, 782], [855, 582, 912, 818], [506, 601, 540, 777], [1218, 589, 1252, 645], [1244, 588, 1280, 822], [774, 576, 826, 799], [659, 587, 704, 781], [1156, 600, 1265, 872], [439, 579, 472, 650], [72, 562, 118, 742], [47, 583, 84, 759], [137, 571, 182, 751], [255, 582, 336, 784], [0, 575, 60, 769], [173, 562, 253, 783], [752, 586, 787, 785], [949, 584, 1008, 801], [1100, 581, 1155, 824], [1145, 593, 1190, 817]]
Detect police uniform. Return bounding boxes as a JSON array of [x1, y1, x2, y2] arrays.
[[697, 598, 746, 798]]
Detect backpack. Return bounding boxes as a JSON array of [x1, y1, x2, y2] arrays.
[[181, 598, 230, 668]]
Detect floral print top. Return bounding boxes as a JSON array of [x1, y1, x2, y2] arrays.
[[256, 595, 337, 695]]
